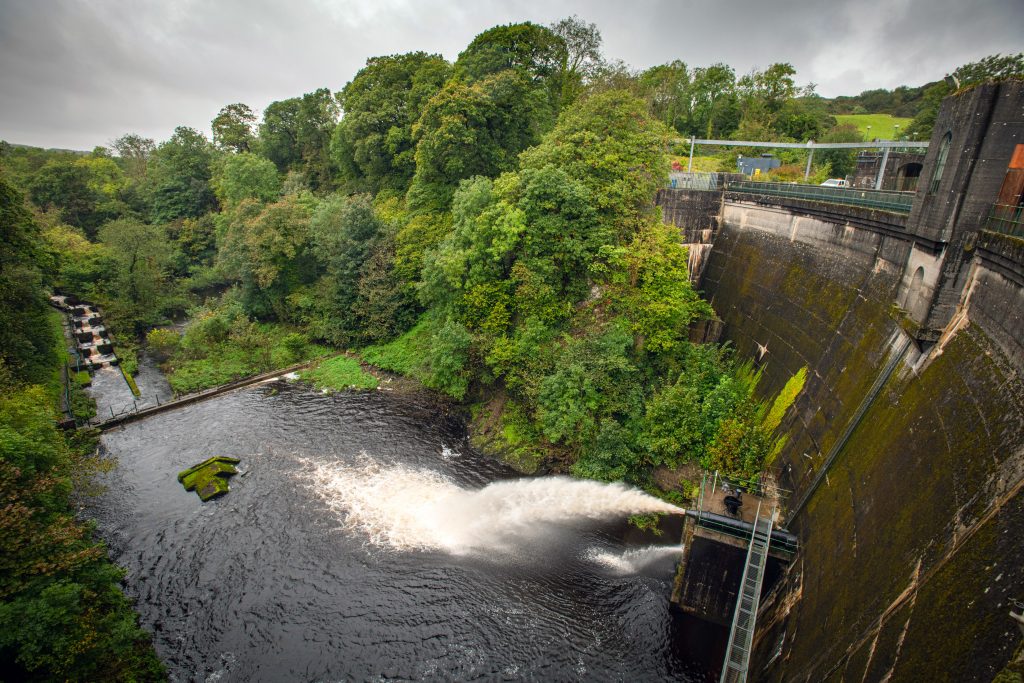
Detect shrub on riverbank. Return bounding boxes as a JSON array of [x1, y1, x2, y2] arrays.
[[299, 355, 378, 391], [0, 366, 165, 681], [162, 303, 331, 394]]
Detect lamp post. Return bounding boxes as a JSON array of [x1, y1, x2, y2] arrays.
[[866, 125, 872, 142]]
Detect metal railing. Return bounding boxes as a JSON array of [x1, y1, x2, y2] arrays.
[[669, 171, 723, 190], [724, 180, 916, 214], [985, 203, 1024, 238], [721, 502, 775, 683]]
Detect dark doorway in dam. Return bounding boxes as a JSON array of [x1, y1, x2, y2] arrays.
[[897, 162, 923, 191]]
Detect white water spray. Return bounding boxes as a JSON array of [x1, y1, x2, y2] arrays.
[[305, 457, 684, 555], [585, 546, 684, 575]]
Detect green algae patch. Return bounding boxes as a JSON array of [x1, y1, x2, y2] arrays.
[[178, 456, 241, 501], [121, 365, 141, 396], [300, 355, 378, 392]]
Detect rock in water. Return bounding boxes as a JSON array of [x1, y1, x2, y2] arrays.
[[177, 456, 241, 501]]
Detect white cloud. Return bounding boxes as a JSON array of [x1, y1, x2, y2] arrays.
[[0, 0, 1020, 148]]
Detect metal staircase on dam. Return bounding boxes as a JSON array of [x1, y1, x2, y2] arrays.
[[720, 502, 774, 683]]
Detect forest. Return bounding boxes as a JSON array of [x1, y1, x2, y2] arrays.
[[0, 13, 1021, 677]]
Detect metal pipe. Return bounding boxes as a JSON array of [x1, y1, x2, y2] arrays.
[[874, 145, 891, 190], [677, 138, 928, 150]]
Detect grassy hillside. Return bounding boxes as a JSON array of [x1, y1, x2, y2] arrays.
[[834, 113, 913, 140]]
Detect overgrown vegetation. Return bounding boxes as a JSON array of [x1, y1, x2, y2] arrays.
[[0, 187, 163, 677], [159, 301, 331, 394], [299, 355, 379, 392]]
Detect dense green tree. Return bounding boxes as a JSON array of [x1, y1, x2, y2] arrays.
[[0, 179, 57, 384], [421, 167, 602, 325], [774, 96, 835, 141], [518, 90, 670, 242], [259, 97, 302, 171], [147, 126, 216, 222], [905, 53, 1024, 139], [175, 213, 218, 270], [455, 21, 567, 122], [613, 222, 714, 359], [690, 63, 738, 138], [351, 223, 419, 343], [586, 59, 642, 96], [213, 152, 281, 205], [308, 194, 382, 344], [40, 220, 115, 303], [27, 161, 107, 235], [456, 22, 564, 85], [735, 63, 800, 138], [819, 123, 864, 177], [639, 60, 691, 133], [738, 63, 799, 113], [211, 103, 258, 153], [111, 133, 155, 181], [334, 53, 452, 192], [296, 88, 341, 191], [0, 378, 165, 681], [217, 194, 318, 320], [259, 90, 339, 190], [407, 71, 550, 211], [418, 91, 708, 453], [98, 218, 176, 329], [549, 15, 603, 106]]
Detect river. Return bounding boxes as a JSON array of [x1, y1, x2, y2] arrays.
[[86, 378, 716, 681]]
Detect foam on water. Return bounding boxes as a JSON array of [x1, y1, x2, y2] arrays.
[[306, 456, 684, 555]]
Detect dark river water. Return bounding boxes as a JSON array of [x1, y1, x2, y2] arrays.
[[87, 378, 715, 681]]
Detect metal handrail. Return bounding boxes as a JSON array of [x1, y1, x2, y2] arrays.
[[985, 203, 1024, 238], [693, 515, 798, 555], [724, 180, 915, 214], [721, 503, 775, 682]]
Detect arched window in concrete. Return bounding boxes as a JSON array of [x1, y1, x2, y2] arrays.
[[929, 132, 952, 194], [904, 266, 928, 321]]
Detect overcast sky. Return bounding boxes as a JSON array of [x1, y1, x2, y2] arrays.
[[1, 0, 1021, 150]]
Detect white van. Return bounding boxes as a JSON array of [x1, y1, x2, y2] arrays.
[[820, 178, 848, 188]]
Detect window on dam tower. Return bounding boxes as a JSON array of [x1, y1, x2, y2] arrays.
[[929, 131, 952, 194]]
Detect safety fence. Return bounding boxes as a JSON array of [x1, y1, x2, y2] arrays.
[[723, 180, 915, 214]]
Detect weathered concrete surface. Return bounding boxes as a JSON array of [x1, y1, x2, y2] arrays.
[[700, 201, 1024, 681], [676, 535, 748, 626], [657, 188, 721, 243], [702, 201, 912, 490]]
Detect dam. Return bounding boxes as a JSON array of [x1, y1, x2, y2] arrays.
[[659, 80, 1024, 681]]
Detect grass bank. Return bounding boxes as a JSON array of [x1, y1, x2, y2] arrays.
[[299, 355, 378, 391], [834, 113, 913, 139]]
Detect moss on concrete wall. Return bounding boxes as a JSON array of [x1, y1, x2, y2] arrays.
[[700, 203, 1024, 681]]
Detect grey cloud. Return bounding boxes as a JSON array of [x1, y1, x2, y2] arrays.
[[0, 0, 1020, 149]]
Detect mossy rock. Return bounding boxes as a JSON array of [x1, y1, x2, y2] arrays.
[[178, 456, 241, 501]]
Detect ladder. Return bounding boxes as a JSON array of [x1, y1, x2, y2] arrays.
[[721, 502, 774, 683]]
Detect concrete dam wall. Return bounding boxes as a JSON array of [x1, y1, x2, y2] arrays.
[[661, 80, 1024, 681], [702, 202, 1022, 681]]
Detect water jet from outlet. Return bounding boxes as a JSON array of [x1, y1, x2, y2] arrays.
[[306, 457, 684, 555]]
